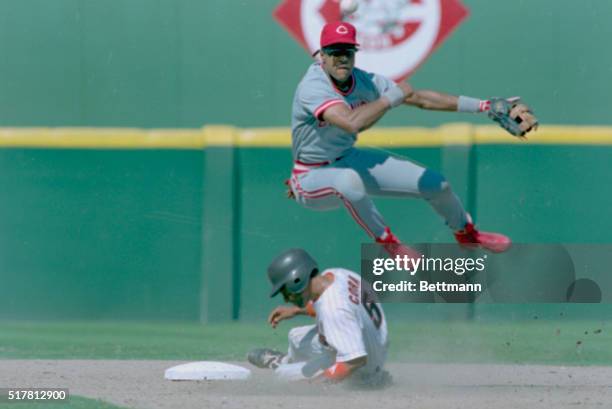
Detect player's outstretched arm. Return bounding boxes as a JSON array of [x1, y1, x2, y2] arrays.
[[398, 81, 463, 111], [403, 88, 460, 111], [402, 85, 539, 137]]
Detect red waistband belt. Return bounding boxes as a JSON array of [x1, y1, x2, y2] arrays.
[[294, 156, 344, 167]]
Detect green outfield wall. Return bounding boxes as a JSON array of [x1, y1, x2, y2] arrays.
[[1, 0, 611, 128], [0, 126, 610, 322]]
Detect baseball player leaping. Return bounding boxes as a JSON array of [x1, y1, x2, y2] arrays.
[[248, 248, 389, 386], [287, 22, 538, 256]]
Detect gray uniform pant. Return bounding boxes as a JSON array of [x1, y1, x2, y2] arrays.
[[289, 148, 468, 239]]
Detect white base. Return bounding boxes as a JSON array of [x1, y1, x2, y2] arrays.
[[164, 361, 252, 381]]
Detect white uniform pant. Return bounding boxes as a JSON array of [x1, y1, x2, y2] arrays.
[[274, 325, 335, 381], [289, 148, 468, 238], [275, 324, 388, 386]]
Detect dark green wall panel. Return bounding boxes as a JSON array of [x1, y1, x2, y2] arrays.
[[0, 149, 203, 320], [474, 146, 612, 243]]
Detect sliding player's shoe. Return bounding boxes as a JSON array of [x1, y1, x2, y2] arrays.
[[247, 348, 286, 370]]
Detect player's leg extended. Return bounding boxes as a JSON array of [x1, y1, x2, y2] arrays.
[[273, 325, 335, 381], [286, 325, 333, 364], [290, 163, 421, 259], [346, 149, 510, 252], [290, 166, 387, 239], [346, 148, 468, 230], [247, 325, 333, 377]]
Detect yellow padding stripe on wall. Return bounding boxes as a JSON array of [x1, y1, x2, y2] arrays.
[[0, 124, 611, 149], [0, 128, 205, 149]]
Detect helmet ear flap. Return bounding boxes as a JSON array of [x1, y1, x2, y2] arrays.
[[286, 275, 305, 294], [267, 248, 318, 297]]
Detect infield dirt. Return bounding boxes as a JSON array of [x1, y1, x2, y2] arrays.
[[1, 360, 610, 409]]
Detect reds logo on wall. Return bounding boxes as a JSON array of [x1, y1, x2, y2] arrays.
[[273, 0, 469, 81]]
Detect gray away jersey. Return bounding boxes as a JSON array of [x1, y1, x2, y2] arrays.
[[291, 62, 400, 163]]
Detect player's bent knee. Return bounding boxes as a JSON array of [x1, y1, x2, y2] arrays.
[[288, 325, 314, 346], [417, 169, 450, 197], [287, 326, 319, 358], [335, 169, 367, 202], [288, 327, 302, 344]]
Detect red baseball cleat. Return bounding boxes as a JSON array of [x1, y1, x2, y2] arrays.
[[376, 227, 422, 265], [454, 220, 511, 253]]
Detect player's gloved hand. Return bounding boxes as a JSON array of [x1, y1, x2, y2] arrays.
[[488, 97, 539, 138], [268, 305, 303, 328]]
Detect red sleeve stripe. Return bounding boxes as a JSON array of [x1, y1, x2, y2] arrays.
[[314, 99, 346, 120]]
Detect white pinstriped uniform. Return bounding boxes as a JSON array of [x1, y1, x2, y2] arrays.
[[276, 268, 388, 381], [314, 268, 388, 372]]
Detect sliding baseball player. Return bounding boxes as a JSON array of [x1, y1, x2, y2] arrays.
[[248, 248, 389, 386], [286, 21, 538, 257]]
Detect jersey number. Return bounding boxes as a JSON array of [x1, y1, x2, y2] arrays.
[[348, 275, 383, 329], [362, 299, 383, 329]]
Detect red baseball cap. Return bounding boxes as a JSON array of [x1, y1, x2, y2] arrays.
[[320, 21, 359, 49]]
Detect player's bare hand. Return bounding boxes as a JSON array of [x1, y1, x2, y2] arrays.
[[268, 305, 301, 328]]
